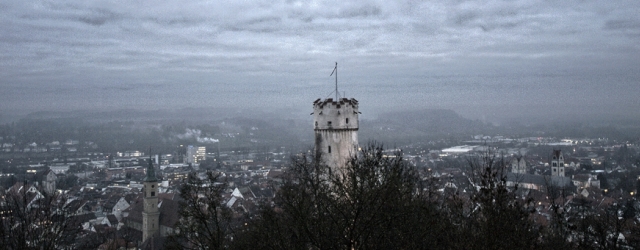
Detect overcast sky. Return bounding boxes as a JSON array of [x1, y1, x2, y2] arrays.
[[1, 0, 639, 122]]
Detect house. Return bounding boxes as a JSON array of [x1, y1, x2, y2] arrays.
[[6, 182, 44, 208], [572, 174, 599, 189], [33, 169, 57, 194]]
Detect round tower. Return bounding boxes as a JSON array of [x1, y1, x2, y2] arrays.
[[313, 97, 359, 170]]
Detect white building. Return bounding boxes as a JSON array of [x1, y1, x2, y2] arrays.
[[49, 164, 71, 174], [441, 145, 476, 155], [185, 145, 206, 164]]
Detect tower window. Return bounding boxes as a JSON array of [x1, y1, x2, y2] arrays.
[[315, 121, 318, 127], [151, 191, 155, 196], [328, 121, 332, 126], [346, 118, 349, 124], [552, 162, 557, 167], [328, 146, 331, 153]]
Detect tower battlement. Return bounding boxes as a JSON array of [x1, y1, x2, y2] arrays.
[[313, 98, 359, 130]]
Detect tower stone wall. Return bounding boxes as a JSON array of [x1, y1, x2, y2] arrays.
[[142, 160, 159, 242], [313, 98, 359, 171]]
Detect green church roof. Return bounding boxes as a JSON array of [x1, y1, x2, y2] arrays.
[[144, 158, 158, 182]]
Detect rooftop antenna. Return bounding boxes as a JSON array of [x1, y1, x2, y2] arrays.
[[330, 62, 338, 100]]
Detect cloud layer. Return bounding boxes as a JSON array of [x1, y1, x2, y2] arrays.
[[1, 0, 639, 121]]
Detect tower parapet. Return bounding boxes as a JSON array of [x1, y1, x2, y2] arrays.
[[313, 98, 359, 170], [313, 98, 359, 130]]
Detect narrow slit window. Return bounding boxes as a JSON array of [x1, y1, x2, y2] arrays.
[[328, 146, 331, 153], [346, 118, 349, 124]]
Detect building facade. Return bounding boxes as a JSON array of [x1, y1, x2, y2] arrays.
[[186, 145, 206, 164]]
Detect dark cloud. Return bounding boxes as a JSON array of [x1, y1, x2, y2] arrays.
[[75, 8, 120, 26], [604, 19, 640, 30], [451, 11, 479, 26], [337, 4, 382, 19]]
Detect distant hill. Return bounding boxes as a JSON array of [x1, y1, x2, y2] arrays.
[[20, 107, 302, 124], [359, 109, 493, 144]]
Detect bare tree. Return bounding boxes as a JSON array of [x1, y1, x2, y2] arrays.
[[0, 184, 82, 250], [464, 150, 540, 250], [233, 143, 450, 250], [166, 171, 232, 250]]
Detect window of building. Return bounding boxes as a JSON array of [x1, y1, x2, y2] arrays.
[[315, 121, 318, 127], [328, 121, 332, 126], [151, 185, 154, 188], [346, 118, 349, 124], [552, 162, 557, 167], [151, 191, 155, 196], [328, 146, 331, 153]]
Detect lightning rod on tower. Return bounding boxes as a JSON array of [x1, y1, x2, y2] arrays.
[[330, 62, 338, 100]]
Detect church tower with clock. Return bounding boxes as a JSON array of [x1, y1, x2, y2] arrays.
[[142, 158, 160, 242]]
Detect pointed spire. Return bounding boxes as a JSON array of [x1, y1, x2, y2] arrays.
[[144, 158, 157, 182]]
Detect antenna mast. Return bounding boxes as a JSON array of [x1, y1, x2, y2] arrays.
[[330, 62, 338, 100]]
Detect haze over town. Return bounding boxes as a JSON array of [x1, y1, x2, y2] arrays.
[[4, 1, 640, 249], [2, 0, 640, 124]]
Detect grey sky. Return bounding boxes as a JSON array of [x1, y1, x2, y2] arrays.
[[1, 0, 639, 122]]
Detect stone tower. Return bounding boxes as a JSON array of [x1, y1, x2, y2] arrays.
[[550, 149, 565, 177], [511, 155, 527, 174], [142, 159, 160, 242], [313, 98, 359, 171]]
